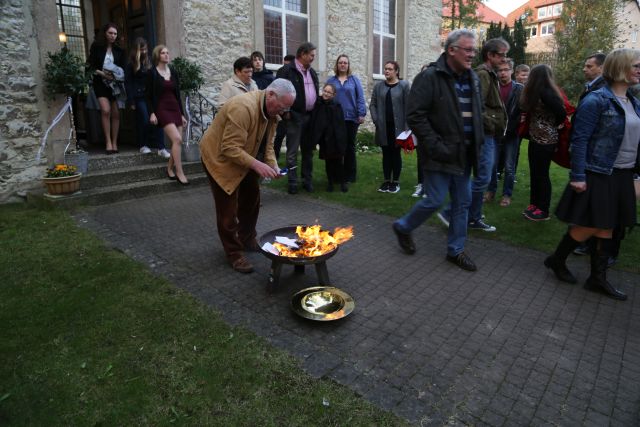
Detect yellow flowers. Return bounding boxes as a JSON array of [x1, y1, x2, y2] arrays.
[[45, 164, 78, 178]]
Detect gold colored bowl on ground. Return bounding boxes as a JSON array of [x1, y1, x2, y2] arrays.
[[290, 286, 354, 321]]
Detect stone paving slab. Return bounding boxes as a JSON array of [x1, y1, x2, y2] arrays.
[[74, 187, 640, 426]]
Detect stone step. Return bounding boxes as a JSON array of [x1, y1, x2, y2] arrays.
[[81, 161, 204, 189], [30, 172, 209, 208], [87, 145, 201, 171]]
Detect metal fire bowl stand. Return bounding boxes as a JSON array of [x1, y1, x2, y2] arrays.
[[259, 226, 338, 292]]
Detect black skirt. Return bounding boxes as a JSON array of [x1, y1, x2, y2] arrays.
[[555, 168, 637, 229], [92, 76, 115, 101]]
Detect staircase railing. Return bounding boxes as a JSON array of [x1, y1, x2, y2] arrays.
[[185, 91, 217, 146]]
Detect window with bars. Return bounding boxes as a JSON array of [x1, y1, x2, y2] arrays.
[[263, 0, 309, 65], [373, 0, 396, 76], [56, 0, 87, 61]]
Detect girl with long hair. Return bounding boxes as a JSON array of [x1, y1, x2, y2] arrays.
[[125, 38, 169, 157], [519, 64, 567, 220], [146, 45, 189, 185], [87, 23, 126, 154]]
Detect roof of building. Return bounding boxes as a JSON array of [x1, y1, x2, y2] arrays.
[[442, 0, 507, 25]]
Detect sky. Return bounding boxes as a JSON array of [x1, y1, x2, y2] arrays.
[[482, 0, 529, 16]]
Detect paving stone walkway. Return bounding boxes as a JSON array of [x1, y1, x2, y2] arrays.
[[74, 187, 640, 426]]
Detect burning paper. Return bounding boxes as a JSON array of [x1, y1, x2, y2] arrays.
[[272, 225, 354, 257]]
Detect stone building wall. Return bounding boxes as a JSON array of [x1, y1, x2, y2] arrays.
[[406, 1, 443, 81], [182, 0, 255, 102], [1, 1, 44, 202]]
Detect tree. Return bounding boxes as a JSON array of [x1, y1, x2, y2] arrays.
[[510, 18, 528, 68], [554, 0, 622, 101], [444, 0, 484, 31]]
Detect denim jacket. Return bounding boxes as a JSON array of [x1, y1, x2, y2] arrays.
[[569, 84, 640, 182]]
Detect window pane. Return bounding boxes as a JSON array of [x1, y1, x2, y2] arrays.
[[60, 0, 80, 5], [286, 0, 307, 13], [67, 36, 86, 62], [373, 34, 381, 74], [264, 0, 281, 7], [387, 0, 396, 34], [264, 9, 283, 64], [373, 0, 381, 31], [61, 5, 83, 36], [382, 36, 395, 65], [286, 15, 307, 56]]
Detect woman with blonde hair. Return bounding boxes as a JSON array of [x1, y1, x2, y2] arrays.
[[327, 54, 366, 183], [125, 38, 169, 157], [544, 48, 640, 300], [146, 45, 189, 185]]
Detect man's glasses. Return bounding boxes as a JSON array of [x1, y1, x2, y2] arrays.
[[492, 51, 508, 58], [452, 45, 478, 54]]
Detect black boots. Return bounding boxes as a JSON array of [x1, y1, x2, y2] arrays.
[[584, 238, 627, 300], [544, 233, 580, 284]]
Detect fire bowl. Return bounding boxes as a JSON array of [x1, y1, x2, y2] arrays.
[[291, 286, 354, 321]]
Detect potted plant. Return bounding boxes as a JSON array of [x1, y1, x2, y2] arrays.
[[42, 164, 82, 195], [42, 47, 89, 172], [172, 57, 205, 162]]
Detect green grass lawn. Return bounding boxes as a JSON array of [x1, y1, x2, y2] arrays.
[[268, 139, 639, 272], [0, 205, 408, 426]]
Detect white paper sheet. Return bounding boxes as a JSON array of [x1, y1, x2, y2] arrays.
[[275, 236, 299, 248], [261, 242, 280, 255]]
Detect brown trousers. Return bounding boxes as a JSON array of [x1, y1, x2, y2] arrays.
[[204, 166, 260, 261]]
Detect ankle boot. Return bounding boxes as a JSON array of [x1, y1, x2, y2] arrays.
[[584, 238, 627, 300], [544, 233, 580, 284]]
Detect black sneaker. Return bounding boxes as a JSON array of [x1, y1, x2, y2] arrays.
[[388, 182, 400, 193], [378, 181, 390, 192], [288, 184, 298, 194], [468, 219, 496, 232], [573, 243, 590, 256], [524, 208, 550, 221], [446, 252, 477, 271]]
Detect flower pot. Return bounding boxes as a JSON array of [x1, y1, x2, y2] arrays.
[[182, 143, 201, 162], [64, 151, 89, 174], [42, 173, 82, 195]]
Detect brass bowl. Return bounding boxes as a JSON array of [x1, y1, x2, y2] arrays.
[[291, 286, 354, 321]]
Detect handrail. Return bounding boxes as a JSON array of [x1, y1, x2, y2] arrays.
[[185, 91, 217, 146]]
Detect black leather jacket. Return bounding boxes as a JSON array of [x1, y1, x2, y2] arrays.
[[407, 53, 485, 176]]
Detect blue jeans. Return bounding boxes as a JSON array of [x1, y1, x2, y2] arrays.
[[394, 168, 471, 256], [134, 98, 165, 150], [488, 136, 518, 197], [469, 136, 496, 221]]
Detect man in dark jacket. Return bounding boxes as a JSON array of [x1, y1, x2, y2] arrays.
[[392, 29, 484, 272], [487, 59, 523, 207], [276, 42, 319, 194], [580, 53, 606, 102]]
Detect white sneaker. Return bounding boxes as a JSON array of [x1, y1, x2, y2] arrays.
[[158, 149, 171, 159], [139, 146, 152, 154], [412, 183, 423, 198]]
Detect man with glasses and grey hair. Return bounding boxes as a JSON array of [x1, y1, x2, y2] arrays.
[[392, 29, 484, 271], [200, 79, 295, 274]]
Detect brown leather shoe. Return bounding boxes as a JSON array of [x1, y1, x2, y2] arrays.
[[446, 252, 477, 271], [231, 256, 254, 274]]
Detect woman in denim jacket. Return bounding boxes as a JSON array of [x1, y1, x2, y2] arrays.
[[544, 48, 640, 301]]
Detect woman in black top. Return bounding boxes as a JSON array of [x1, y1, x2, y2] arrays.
[[519, 64, 567, 221], [125, 37, 168, 157], [87, 23, 125, 154]]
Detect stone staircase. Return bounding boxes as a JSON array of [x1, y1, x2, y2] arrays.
[[29, 148, 208, 207]]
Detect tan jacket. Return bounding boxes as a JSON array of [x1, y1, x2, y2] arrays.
[[200, 90, 278, 194], [217, 75, 258, 107]]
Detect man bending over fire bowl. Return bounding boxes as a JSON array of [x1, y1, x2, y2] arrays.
[[200, 78, 296, 274]]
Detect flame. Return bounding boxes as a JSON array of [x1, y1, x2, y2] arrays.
[[273, 225, 353, 258]]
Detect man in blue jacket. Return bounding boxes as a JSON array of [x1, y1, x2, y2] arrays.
[[392, 29, 484, 271]]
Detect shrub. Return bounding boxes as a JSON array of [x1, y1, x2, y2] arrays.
[[171, 57, 204, 95], [43, 47, 87, 99], [355, 129, 380, 153]]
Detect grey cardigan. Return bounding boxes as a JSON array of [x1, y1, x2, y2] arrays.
[[369, 79, 411, 147]]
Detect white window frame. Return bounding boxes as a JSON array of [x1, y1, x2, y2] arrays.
[[527, 26, 537, 38], [541, 22, 555, 36], [263, 1, 309, 68], [373, 0, 397, 79], [632, 30, 638, 43], [553, 4, 563, 16], [537, 7, 547, 19]]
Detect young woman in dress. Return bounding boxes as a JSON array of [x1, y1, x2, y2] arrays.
[[125, 38, 169, 158], [146, 45, 189, 185], [87, 23, 125, 154]]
